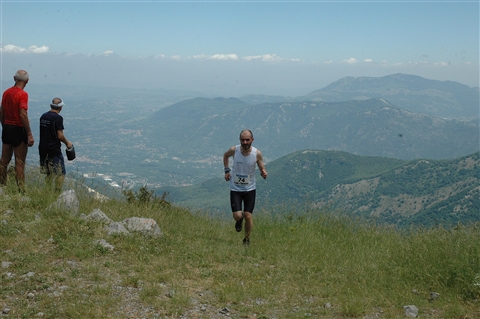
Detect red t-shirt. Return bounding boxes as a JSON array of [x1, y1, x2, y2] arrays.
[[1, 86, 29, 127]]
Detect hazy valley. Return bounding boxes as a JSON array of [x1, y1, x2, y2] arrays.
[[12, 73, 479, 227]]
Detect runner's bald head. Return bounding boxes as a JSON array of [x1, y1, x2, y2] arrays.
[[239, 129, 253, 139]]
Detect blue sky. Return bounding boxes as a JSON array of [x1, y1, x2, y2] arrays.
[[1, 1, 478, 96]]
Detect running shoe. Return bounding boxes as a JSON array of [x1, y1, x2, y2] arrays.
[[235, 218, 243, 232], [243, 237, 250, 247]]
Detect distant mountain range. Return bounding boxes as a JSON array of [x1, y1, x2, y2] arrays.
[[19, 73, 479, 228], [157, 150, 480, 229], [241, 73, 479, 120], [143, 96, 478, 163], [303, 74, 479, 120], [19, 73, 480, 189], [17, 73, 479, 228]]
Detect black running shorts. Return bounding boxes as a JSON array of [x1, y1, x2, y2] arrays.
[[230, 189, 256, 213], [1, 124, 27, 147]]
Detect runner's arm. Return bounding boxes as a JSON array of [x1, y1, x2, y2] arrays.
[[223, 146, 236, 181], [257, 150, 267, 179]]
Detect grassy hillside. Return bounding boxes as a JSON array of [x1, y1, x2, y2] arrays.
[[1, 170, 479, 318], [156, 151, 479, 229], [320, 152, 480, 228]]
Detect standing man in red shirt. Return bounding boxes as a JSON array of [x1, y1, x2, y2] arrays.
[[0, 70, 35, 191]]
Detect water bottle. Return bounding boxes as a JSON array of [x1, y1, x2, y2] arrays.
[[66, 145, 76, 161]]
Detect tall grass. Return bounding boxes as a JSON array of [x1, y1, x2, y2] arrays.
[[1, 169, 479, 318]]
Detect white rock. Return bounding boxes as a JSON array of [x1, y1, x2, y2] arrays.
[[105, 222, 130, 236], [86, 208, 113, 224], [95, 239, 114, 251], [50, 190, 80, 215], [403, 305, 418, 318], [122, 217, 162, 237], [429, 291, 440, 301]]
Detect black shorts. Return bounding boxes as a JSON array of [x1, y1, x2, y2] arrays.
[[230, 189, 256, 213], [2, 124, 27, 147]]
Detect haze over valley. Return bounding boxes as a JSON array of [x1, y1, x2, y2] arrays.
[[16, 74, 479, 204]]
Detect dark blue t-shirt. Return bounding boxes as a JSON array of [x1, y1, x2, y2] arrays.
[[39, 111, 64, 154]]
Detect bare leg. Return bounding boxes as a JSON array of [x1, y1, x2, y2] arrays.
[[0, 143, 14, 186], [233, 210, 244, 233], [233, 211, 243, 222], [244, 211, 253, 239], [13, 143, 28, 192]]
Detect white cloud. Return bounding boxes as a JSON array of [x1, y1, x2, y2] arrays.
[[1, 44, 49, 54], [364, 59, 373, 63], [101, 50, 114, 56], [0, 44, 298, 64], [28, 45, 49, 53], [193, 53, 239, 61], [192, 54, 239, 60], [193, 54, 209, 59], [243, 54, 280, 62], [1, 44, 26, 53], [344, 58, 358, 64], [323, 60, 333, 64], [209, 54, 239, 60], [242, 55, 262, 61], [189, 53, 289, 62], [260, 54, 281, 62], [434, 61, 450, 67]]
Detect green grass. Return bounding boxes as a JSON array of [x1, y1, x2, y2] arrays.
[[1, 169, 479, 318]]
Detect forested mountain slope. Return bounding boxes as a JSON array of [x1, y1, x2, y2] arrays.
[[158, 151, 479, 229]]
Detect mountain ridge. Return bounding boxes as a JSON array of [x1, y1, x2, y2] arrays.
[[145, 97, 478, 162], [22, 73, 480, 189], [156, 150, 479, 229], [299, 73, 479, 119]]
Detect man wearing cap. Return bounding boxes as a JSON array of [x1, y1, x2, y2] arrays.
[[39, 97, 73, 191], [0, 70, 35, 192]]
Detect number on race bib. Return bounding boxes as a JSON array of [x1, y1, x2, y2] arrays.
[[234, 174, 250, 185]]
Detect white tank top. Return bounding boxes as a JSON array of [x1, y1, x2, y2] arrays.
[[230, 145, 257, 192]]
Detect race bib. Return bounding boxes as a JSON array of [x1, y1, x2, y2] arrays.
[[234, 174, 250, 185]]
